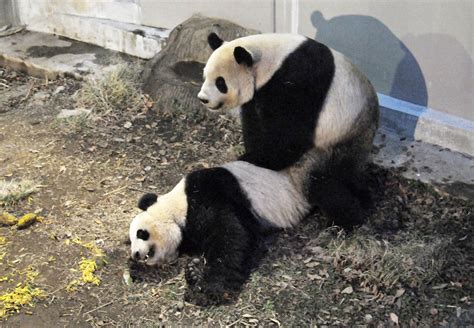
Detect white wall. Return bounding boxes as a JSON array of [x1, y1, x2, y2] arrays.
[[296, 0, 473, 121], [12, 0, 474, 125]]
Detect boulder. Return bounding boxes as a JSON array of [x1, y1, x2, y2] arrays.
[[141, 14, 258, 114]]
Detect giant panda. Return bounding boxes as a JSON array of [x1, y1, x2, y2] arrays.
[[198, 33, 379, 226], [129, 161, 310, 305]]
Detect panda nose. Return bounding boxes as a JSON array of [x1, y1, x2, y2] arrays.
[[198, 96, 209, 104], [133, 251, 140, 260]]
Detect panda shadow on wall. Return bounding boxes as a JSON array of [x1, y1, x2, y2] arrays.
[[311, 10, 428, 139]]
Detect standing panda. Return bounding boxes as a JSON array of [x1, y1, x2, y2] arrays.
[[198, 33, 379, 226], [129, 161, 310, 305]]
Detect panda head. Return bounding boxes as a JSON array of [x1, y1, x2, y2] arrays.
[[198, 33, 256, 112], [129, 180, 188, 266]]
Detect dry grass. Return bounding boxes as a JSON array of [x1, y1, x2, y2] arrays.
[[329, 231, 462, 290], [0, 180, 39, 206], [76, 65, 146, 114]]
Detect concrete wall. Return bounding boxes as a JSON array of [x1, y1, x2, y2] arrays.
[[296, 0, 473, 122], [0, 0, 19, 27], [8, 0, 474, 153], [140, 0, 275, 33]]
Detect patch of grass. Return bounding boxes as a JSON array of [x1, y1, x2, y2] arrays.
[[168, 98, 208, 126], [76, 65, 146, 114], [53, 113, 91, 133], [0, 179, 38, 206], [329, 231, 463, 290]]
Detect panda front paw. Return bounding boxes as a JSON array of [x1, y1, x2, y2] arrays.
[[185, 257, 205, 287]]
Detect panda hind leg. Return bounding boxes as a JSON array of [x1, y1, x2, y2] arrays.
[[346, 171, 372, 209], [308, 174, 365, 228]]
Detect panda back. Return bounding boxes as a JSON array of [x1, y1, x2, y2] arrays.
[[222, 161, 310, 228], [314, 50, 378, 149]]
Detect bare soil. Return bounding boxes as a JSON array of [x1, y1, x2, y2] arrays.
[[0, 67, 472, 327]]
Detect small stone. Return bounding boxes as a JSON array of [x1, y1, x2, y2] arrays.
[[124, 121, 132, 129], [122, 270, 132, 285], [33, 91, 50, 101], [341, 286, 353, 294], [364, 314, 373, 323], [57, 108, 91, 119], [97, 141, 109, 148], [53, 86, 65, 95], [76, 66, 90, 73]]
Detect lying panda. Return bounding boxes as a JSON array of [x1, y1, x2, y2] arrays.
[[129, 161, 310, 305], [198, 33, 379, 226]]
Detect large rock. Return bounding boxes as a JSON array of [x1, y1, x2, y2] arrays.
[[141, 14, 258, 114]]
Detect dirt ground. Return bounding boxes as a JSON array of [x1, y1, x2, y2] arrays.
[[0, 66, 473, 327]]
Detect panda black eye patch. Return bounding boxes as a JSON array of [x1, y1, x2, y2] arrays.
[[137, 229, 150, 241], [215, 76, 228, 93]]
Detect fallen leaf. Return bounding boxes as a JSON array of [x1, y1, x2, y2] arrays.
[[305, 262, 320, 268], [390, 313, 399, 325], [303, 256, 313, 263], [307, 246, 324, 254], [432, 283, 448, 290], [307, 273, 323, 281], [395, 288, 405, 298], [341, 286, 353, 294]]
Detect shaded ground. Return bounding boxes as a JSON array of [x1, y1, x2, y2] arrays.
[[0, 66, 473, 327]]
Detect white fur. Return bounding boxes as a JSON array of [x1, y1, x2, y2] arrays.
[[315, 50, 373, 149], [147, 178, 188, 227], [129, 178, 187, 266], [228, 33, 307, 89], [222, 161, 310, 228], [201, 35, 374, 149], [199, 33, 306, 111]]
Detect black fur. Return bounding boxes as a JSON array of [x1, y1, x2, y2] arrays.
[[234, 46, 253, 67], [304, 138, 374, 228], [234, 38, 374, 227], [208, 32, 223, 50], [138, 193, 158, 211], [177, 167, 266, 306], [136, 229, 150, 241], [238, 38, 335, 170], [216, 76, 228, 93]]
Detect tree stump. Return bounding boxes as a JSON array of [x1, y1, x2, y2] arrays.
[[141, 14, 258, 114]]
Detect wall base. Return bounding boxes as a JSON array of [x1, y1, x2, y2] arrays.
[[378, 94, 474, 156]]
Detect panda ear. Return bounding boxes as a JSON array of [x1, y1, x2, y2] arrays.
[[138, 193, 158, 211], [234, 46, 253, 67], [208, 33, 224, 51]]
